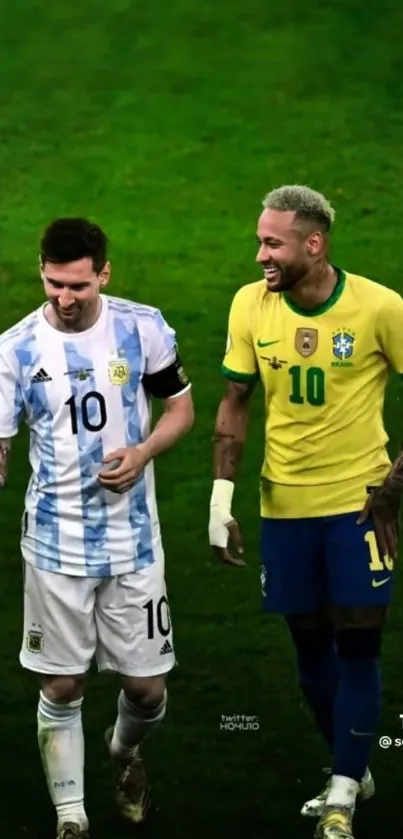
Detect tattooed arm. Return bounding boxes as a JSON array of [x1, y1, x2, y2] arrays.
[[213, 381, 254, 480], [363, 456, 402, 562], [209, 380, 255, 566], [371, 455, 403, 516], [359, 382, 403, 560], [363, 294, 403, 558], [0, 438, 11, 489]]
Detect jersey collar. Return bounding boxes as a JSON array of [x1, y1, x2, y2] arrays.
[[39, 294, 108, 338], [283, 267, 346, 317]]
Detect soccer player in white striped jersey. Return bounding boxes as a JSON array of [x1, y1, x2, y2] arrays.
[[0, 218, 194, 839]]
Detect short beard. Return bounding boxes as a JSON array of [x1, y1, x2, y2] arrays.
[[267, 262, 308, 292]]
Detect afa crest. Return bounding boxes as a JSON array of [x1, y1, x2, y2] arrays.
[[26, 629, 44, 653], [108, 359, 130, 385], [332, 330, 355, 361]]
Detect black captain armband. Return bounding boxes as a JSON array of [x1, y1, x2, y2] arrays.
[[143, 354, 190, 398]]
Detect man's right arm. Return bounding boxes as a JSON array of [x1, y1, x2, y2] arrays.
[[0, 350, 24, 487], [213, 380, 254, 481], [209, 380, 255, 566], [0, 438, 12, 488], [209, 285, 258, 565]]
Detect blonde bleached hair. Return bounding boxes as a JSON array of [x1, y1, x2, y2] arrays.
[[262, 185, 335, 232]]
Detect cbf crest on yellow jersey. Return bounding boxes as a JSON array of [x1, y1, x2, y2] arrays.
[[222, 269, 403, 517]]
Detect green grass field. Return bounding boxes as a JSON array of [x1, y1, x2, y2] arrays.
[[1, 0, 403, 836]]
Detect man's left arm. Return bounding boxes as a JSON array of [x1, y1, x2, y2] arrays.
[[369, 376, 403, 520], [98, 311, 194, 491], [362, 291, 403, 555], [140, 388, 194, 460], [139, 310, 194, 450]]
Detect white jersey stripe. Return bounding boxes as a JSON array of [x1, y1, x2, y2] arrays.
[[112, 310, 154, 571], [14, 329, 61, 571], [44, 336, 86, 569], [63, 340, 111, 576]]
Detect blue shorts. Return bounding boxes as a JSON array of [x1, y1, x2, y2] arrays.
[[260, 512, 394, 614]]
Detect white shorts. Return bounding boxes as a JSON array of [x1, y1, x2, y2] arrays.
[[20, 559, 175, 677]]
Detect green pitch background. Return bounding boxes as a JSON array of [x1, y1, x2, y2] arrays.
[[1, 0, 403, 836]]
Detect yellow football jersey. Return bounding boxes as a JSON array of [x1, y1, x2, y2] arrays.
[[222, 268, 403, 517]]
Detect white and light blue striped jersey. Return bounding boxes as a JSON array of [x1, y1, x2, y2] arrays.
[[0, 295, 189, 576]]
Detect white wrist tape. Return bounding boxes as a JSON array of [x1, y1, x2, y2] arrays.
[[210, 479, 234, 519], [211, 478, 234, 508], [209, 480, 235, 547]]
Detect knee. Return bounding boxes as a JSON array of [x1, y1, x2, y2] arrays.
[[286, 623, 336, 692], [287, 616, 334, 661], [41, 675, 85, 703], [332, 605, 387, 631], [336, 628, 382, 660], [122, 674, 166, 709], [286, 610, 332, 635]]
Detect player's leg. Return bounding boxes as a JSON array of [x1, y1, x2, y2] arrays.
[[38, 675, 87, 839], [261, 517, 339, 746], [96, 545, 174, 824], [20, 562, 98, 839], [109, 674, 167, 763], [286, 608, 356, 819], [261, 516, 372, 822], [105, 673, 166, 823], [314, 513, 388, 838], [286, 611, 339, 752], [298, 605, 374, 820]]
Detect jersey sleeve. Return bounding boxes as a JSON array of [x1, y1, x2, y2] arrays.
[[221, 287, 259, 381], [142, 310, 191, 398], [376, 291, 403, 374], [0, 351, 24, 436]]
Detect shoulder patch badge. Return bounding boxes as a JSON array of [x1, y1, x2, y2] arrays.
[[177, 364, 189, 385]]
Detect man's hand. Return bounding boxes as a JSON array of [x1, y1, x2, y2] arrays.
[[357, 489, 400, 561], [209, 479, 245, 567], [98, 445, 150, 494]]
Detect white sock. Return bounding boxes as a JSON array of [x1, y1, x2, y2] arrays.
[[37, 691, 88, 829], [326, 774, 359, 808], [109, 689, 167, 761]]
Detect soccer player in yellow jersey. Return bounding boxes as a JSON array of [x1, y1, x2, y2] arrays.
[[208, 185, 403, 839]]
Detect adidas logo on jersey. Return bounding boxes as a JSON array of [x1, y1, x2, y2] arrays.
[[159, 639, 173, 655], [31, 368, 52, 383]]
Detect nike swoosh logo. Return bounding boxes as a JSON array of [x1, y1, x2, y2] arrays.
[[372, 577, 391, 588], [257, 340, 280, 348], [350, 728, 375, 736]]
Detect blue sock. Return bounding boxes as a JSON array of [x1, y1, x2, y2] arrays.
[[289, 625, 339, 748], [333, 656, 381, 782]]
